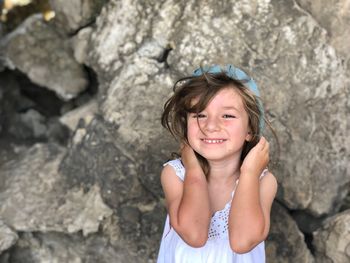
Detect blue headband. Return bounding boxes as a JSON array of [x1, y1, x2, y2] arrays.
[[192, 64, 265, 133]]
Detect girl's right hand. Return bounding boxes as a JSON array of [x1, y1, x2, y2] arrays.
[[180, 143, 203, 172]]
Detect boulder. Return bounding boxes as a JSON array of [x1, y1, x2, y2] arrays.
[[0, 220, 18, 254], [0, 231, 142, 263], [313, 209, 350, 263], [87, 0, 350, 215], [49, 0, 105, 34], [0, 14, 88, 100], [59, 116, 165, 260], [71, 26, 93, 64], [59, 99, 98, 131], [296, 0, 350, 61], [0, 143, 113, 236], [266, 202, 314, 262]]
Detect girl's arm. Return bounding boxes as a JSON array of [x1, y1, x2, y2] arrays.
[[160, 144, 211, 247], [228, 137, 277, 254]]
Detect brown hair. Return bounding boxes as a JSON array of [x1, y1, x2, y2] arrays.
[[161, 71, 275, 178]]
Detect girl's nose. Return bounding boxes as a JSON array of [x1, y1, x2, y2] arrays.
[[203, 116, 220, 132]]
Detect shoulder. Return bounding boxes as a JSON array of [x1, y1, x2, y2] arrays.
[[259, 171, 278, 202], [160, 160, 184, 210], [260, 171, 277, 188], [162, 159, 185, 181]]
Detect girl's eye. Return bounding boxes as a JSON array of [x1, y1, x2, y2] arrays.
[[223, 114, 236, 119], [192, 113, 206, 118]]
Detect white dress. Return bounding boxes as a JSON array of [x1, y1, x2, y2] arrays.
[[157, 159, 266, 263]]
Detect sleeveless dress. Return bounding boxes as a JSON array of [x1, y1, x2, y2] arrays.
[[157, 159, 267, 263]]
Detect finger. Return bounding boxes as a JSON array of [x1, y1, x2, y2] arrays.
[[266, 141, 270, 151], [258, 136, 266, 149]]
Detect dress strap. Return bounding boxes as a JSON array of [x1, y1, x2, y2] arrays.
[[259, 168, 269, 179], [163, 159, 185, 181]]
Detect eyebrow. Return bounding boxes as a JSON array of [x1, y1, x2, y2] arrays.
[[222, 106, 239, 111]]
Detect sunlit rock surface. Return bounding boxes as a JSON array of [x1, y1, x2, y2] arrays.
[[0, 14, 88, 100], [87, 0, 350, 216], [49, 0, 105, 34]]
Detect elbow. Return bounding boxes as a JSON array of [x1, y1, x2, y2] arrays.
[[173, 222, 208, 248], [230, 240, 255, 254], [186, 238, 207, 248], [229, 230, 265, 254], [183, 231, 208, 248]]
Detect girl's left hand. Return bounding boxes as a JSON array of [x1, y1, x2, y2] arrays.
[[240, 136, 269, 176]]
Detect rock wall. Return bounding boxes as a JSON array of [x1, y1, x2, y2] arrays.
[[0, 0, 349, 262]]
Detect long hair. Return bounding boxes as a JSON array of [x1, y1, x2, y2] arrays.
[[161, 71, 275, 178]]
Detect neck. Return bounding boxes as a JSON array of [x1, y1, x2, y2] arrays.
[[207, 155, 241, 184]]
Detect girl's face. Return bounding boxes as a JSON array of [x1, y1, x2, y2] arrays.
[[187, 87, 251, 163]]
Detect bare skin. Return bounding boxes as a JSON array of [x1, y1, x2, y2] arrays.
[[161, 143, 211, 247], [229, 137, 277, 253]]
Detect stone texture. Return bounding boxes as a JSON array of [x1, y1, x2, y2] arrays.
[[266, 202, 314, 263], [87, 0, 350, 216], [1, 0, 350, 261], [0, 231, 142, 263], [71, 26, 93, 64], [49, 0, 105, 34], [0, 70, 70, 144], [0, 14, 88, 100], [313, 209, 350, 263], [0, 220, 18, 254], [296, 0, 350, 61], [59, 99, 98, 131], [59, 116, 165, 260], [0, 143, 113, 236]]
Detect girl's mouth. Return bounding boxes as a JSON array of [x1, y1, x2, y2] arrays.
[[201, 139, 226, 144]]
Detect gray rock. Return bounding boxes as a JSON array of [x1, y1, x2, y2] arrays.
[[0, 70, 70, 143], [71, 27, 93, 64], [266, 202, 314, 263], [0, 220, 18, 254], [12, 109, 47, 138], [296, 0, 350, 61], [0, 14, 88, 100], [0, 70, 36, 137], [0, 86, 3, 134], [59, 116, 145, 208], [1, 231, 142, 263], [87, 0, 350, 216], [0, 143, 113, 236], [59, 99, 98, 131], [59, 116, 166, 260], [49, 0, 105, 34], [313, 209, 350, 263], [1, 0, 350, 261]]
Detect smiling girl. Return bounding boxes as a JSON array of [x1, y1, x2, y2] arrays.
[[157, 65, 277, 263]]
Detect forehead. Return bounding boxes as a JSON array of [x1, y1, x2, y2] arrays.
[[201, 87, 245, 111]]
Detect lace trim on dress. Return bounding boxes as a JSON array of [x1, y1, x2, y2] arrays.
[[163, 159, 185, 181]]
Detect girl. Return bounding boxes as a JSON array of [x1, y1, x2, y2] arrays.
[[157, 65, 277, 263]]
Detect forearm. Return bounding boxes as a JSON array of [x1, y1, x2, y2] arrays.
[[177, 167, 211, 245], [228, 173, 265, 251]]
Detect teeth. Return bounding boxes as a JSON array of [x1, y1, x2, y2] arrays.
[[203, 139, 224, 144]]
